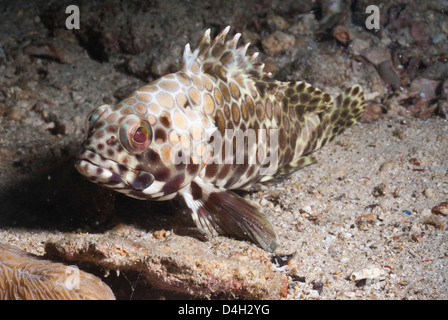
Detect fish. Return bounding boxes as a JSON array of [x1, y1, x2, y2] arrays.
[[75, 26, 365, 252]]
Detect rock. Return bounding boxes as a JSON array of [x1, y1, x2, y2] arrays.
[[379, 160, 400, 173], [348, 38, 370, 56], [360, 104, 384, 123], [319, 0, 347, 31], [391, 127, 404, 139], [405, 57, 421, 82], [423, 188, 436, 199], [261, 31, 296, 57], [377, 60, 401, 87], [408, 158, 422, 166], [411, 22, 432, 46], [4, 107, 23, 121], [45, 232, 288, 299], [153, 229, 167, 239], [433, 32, 447, 44], [422, 215, 446, 230], [388, 6, 413, 32], [355, 214, 376, 231], [421, 62, 448, 81], [350, 267, 386, 281], [241, 30, 261, 45], [332, 26, 354, 45], [439, 99, 448, 118], [23, 41, 80, 64], [287, 14, 316, 37], [410, 78, 442, 99], [361, 47, 392, 67], [408, 97, 439, 120], [266, 15, 289, 31], [432, 202, 448, 216], [372, 184, 387, 197], [421, 208, 432, 217]]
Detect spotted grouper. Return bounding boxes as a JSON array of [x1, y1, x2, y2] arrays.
[[76, 27, 365, 252]]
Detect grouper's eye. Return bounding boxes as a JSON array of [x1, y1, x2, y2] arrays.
[[119, 115, 152, 154]]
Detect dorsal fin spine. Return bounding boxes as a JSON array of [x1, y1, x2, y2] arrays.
[[228, 33, 241, 49], [237, 42, 250, 56], [182, 43, 193, 70], [215, 26, 230, 44], [199, 28, 211, 46], [182, 26, 266, 80], [249, 52, 259, 61]]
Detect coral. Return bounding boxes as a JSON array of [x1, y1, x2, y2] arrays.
[[0, 242, 115, 300]]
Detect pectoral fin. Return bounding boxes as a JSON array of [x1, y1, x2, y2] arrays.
[[180, 178, 278, 252]]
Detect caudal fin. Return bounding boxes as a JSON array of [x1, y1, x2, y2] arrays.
[[310, 85, 365, 152]]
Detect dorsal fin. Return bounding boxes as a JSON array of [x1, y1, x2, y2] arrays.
[[255, 79, 334, 115], [182, 26, 267, 80]]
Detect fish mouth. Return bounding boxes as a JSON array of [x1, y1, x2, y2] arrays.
[[75, 149, 154, 193]]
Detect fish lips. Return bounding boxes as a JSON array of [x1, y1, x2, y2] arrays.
[[75, 150, 154, 192]]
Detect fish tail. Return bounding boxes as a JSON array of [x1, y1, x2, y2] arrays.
[[313, 85, 365, 151]]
